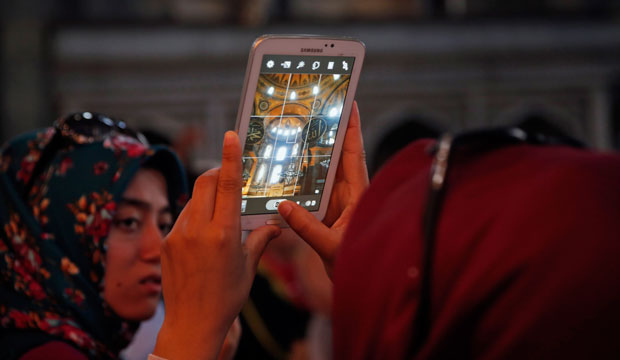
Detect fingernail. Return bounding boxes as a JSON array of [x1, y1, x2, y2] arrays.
[[223, 131, 235, 147], [277, 201, 293, 217]]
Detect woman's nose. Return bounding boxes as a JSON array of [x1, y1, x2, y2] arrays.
[[139, 219, 163, 262]]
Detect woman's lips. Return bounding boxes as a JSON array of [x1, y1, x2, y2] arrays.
[[139, 274, 162, 294]]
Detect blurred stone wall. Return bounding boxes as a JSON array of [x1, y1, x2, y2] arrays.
[[48, 23, 620, 175]]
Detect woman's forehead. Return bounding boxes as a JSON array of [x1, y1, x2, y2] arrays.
[[121, 168, 169, 210]]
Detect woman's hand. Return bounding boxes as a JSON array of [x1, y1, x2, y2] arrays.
[[217, 317, 242, 360], [277, 101, 369, 275], [154, 131, 281, 360]]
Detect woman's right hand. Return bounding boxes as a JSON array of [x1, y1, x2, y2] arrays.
[[153, 131, 281, 360]]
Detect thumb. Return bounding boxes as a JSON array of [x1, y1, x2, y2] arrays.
[[277, 201, 337, 262], [245, 225, 281, 269]]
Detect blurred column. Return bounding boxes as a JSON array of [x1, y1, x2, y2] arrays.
[[611, 79, 620, 150], [590, 85, 612, 150], [1, 1, 50, 143]]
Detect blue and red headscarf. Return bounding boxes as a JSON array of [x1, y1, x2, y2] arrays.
[[0, 127, 188, 359]]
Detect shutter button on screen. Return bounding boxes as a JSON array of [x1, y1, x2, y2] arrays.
[[265, 199, 286, 210]]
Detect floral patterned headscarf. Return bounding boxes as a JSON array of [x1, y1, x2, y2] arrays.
[[0, 127, 188, 359]]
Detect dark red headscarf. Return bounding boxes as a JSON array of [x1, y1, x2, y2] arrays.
[[333, 139, 620, 359]]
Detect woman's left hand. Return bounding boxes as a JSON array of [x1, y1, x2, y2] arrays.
[[277, 101, 369, 275]]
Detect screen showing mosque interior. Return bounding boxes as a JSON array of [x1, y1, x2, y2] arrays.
[[241, 55, 354, 215]]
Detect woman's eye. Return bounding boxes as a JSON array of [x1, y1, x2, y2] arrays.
[[113, 218, 140, 232], [159, 222, 173, 235]]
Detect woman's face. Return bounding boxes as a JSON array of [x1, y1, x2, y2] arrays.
[[103, 168, 172, 321]]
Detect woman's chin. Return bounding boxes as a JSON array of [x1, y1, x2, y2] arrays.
[[115, 299, 160, 322]]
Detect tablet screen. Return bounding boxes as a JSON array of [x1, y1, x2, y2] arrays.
[[241, 54, 355, 215]]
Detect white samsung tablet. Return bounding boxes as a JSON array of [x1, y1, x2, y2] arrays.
[[235, 35, 365, 230]]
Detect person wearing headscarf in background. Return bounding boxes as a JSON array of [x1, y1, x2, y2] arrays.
[[327, 132, 620, 359], [0, 112, 188, 359], [150, 101, 620, 359]]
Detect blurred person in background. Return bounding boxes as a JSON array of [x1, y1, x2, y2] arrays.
[[234, 231, 333, 360], [369, 117, 442, 177], [234, 231, 312, 360]]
